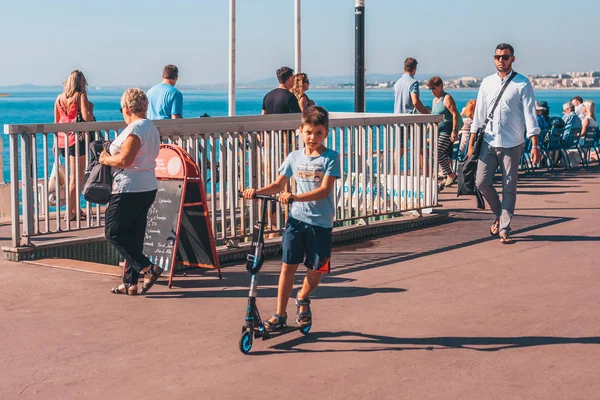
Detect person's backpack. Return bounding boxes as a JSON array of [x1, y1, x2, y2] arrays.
[[82, 140, 112, 204]]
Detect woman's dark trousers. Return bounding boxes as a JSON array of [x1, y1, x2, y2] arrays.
[[105, 190, 157, 285]]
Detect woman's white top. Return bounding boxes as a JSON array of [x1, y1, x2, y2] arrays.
[[584, 116, 598, 128], [109, 118, 160, 194]]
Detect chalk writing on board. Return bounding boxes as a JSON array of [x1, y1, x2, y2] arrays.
[[143, 180, 182, 274]]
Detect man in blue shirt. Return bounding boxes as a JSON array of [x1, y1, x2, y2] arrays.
[[393, 58, 428, 114], [562, 102, 582, 133], [146, 65, 183, 120]]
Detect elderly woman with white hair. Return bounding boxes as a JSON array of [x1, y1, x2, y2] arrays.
[[100, 88, 162, 295], [580, 100, 598, 137]]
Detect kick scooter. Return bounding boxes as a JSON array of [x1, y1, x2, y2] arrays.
[[238, 193, 311, 355]]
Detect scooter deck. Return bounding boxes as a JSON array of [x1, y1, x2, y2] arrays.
[[256, 324, 311, 341]]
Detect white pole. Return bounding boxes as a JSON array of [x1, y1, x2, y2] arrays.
[[294, 0, 301, 73], [228, 0, 236, 116]]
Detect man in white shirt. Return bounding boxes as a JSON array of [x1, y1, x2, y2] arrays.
[[471, 43, 541, 244], [571, 96, 584, 120]]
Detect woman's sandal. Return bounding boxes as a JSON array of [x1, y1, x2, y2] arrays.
[[444, 176, 456, 187], [69, 210, 87, 222], [140, 265, 164, 294], [499, 233, 515, 245], [263, 314, 287, 332], [111, 283, 138, 296], [490, 220, 500, 237], [295, 296, 312, 327]]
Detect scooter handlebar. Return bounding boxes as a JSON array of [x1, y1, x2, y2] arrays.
[[238, 191, 294, 204]]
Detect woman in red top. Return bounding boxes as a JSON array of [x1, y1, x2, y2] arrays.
[[53, 70, 94, 220]]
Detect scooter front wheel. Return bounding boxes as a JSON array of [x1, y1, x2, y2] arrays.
[[300, 324, 312, 335], [239, 330, 253, 354]]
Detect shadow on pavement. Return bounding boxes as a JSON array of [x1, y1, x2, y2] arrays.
[[156, 214, 575, 295], [516, 184, 580, 189], [328, 215, 574, 277], [516, 207, 600, 211], [146, 285, 406, 299], [167, 271, 355, 290], [249, 331, 600, 355], [516, 235, 600, 242], [516, 190, 589, 196]]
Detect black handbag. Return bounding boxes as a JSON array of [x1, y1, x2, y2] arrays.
[[457, 71, 517, 197], [82, 140, 113, 204]]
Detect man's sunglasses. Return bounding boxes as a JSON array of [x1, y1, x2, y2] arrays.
[[494, 55, 511, 61]]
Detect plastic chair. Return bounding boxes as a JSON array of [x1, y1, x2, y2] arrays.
[[520, 137, 534, 173], [578, 127, 597, 167], [541, 126, 564, 171], [592, 127, 600, 164], [560, 127, 582, 169]]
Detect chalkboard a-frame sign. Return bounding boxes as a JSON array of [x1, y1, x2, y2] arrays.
[[140, 144, 221, 288]]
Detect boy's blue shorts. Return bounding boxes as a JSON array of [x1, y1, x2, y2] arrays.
[[282, 217, 332, 273]]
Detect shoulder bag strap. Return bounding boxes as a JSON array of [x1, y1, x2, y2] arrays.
[[481, 71, 518, 132], [76, 93, 83, 119], [471, 71, 517, 158]]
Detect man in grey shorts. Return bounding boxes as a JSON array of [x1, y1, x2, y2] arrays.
[[472, 43, 541, 244]]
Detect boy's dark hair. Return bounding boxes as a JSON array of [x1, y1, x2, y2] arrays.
[[495, 43, 514, 55], [571, 96, 584, 103], [404, 58, 418, 72], [162, 64, 179, 80], [302, 106, 329, 130], [276, 66, 295, 84]]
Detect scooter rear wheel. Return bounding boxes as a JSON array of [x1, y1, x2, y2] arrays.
[[239, 330, 253, 354]]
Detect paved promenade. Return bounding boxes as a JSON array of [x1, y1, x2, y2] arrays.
[[2, 169, 600, 399]]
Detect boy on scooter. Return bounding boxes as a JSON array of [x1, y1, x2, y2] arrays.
[[243, 106, 340, 331]]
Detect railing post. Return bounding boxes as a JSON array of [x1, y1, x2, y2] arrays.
[[227, 133, 238, 248], [0, 134, 4, 183], [432, 122, 439, 206], [9, 133, 20, 247], [19, 133, 34, 246], [248, 133, 257, 234]]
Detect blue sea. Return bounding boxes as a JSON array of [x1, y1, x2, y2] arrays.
[[2, 87, 600, 181]]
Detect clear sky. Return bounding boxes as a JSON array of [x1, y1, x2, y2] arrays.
[[1, 0, 598, 86]]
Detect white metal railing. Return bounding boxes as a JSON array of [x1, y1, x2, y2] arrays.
[[4, 112, 442, 247]]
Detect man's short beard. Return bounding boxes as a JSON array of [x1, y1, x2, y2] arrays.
[[496, 63, 512, 73]]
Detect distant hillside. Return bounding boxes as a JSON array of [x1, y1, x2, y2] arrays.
[[245, 72, 467, 88], [0, 84, 62, 91], [0, 73, 474, 91]]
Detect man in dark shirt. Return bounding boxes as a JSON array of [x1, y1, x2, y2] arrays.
[[262, 66, 301, 114], [261, 67, 301, 237]]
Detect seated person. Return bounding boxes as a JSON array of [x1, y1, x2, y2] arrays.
[[562, 102, 582, 135], [535, 101, 549, 133], [571, 96, 584, 120], [459, 99, 476, 155], [580, 100, 598, 137]]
